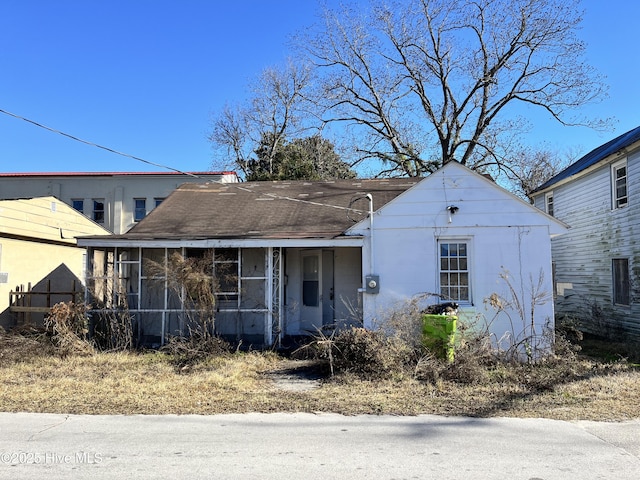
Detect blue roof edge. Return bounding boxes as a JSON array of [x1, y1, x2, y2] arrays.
[[533, 125, 640, 193]]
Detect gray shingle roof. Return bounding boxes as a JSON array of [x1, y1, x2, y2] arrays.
[[534, 125, 640, 192], [118, 178, 420, 240]]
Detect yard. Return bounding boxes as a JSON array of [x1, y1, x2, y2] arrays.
[[0, 327, 638, 421]]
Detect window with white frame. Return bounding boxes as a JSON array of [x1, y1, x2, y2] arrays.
[[545, 192, 554, 216], [612, 258, 630, 306], [134, 198, 147, 222], [612, 159, 628, 209], [439, 241, 470, 303], [93, 199, 105, 223]]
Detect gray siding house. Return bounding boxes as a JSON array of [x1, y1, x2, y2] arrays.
[[532, 126, 640, 340]]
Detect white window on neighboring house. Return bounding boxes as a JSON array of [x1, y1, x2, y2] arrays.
[[545, 192, 554, 216], [134, 198, 147, 222], [439, 241, 471, 303], [612, 258, 631, 306], [93, 199, 105, 224], [154, 197, 164, 208], [612, 159, 628, 209]]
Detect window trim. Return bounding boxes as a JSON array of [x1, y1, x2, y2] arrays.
[[544, 191, 554, 216], [92, 199, 105, 224], [612, 257, 631, 306], [134, 198, 147, 222], [437, 238, 472, 305], [611, 159, 628, 209]]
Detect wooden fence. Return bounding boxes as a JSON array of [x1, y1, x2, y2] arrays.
[[9, 280, 83, 325]]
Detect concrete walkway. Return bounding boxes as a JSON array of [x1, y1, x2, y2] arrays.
[[0, 412, 638, 479]]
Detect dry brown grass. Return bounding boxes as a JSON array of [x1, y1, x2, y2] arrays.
[[0, 329, 638, 420]]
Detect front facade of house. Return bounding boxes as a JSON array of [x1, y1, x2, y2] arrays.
[[0, 196, 111, 328], [354, 162, 566, 354], [0, 171, 238, 234], [532, 126, 640, 340], [80, 162, 566, 352]]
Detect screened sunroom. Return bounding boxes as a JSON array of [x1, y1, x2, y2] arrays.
[[86, 245, 283, 347]]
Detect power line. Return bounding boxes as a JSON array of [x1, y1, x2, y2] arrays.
[[0, 108, 201, 178], [0, 108, 368, 214]]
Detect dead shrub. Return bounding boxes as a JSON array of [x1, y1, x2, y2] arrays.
[[415, 328, 496, 385], [0, 326, 55, 364], [331, 327, 415, 380], [161, 332, 231, 371], [44, 302, 94, 357], [91, 308, 134, 352]]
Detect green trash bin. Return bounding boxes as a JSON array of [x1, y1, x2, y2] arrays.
[[422, 314, 457, 362]]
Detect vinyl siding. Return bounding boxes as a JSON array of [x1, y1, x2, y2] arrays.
[[540, 150, 640, 339]]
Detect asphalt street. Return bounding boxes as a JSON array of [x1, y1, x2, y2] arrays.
[[0, 412, 638, 479]]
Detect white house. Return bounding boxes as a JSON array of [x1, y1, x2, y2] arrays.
[[532, 125, 640, 341], [0, 171, 238, 234], [78, 162, 566, 353]]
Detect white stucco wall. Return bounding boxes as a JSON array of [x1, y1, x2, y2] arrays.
[[351, 162, 566, 355]]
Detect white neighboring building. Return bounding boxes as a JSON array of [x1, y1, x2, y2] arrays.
[[0, 171, 238, 234], [532, 125, 640, 340]]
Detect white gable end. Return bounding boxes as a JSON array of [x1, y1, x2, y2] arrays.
[[348, 162, 567, 236]]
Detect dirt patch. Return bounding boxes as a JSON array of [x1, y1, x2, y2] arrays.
[[264, 359, 328, 392]]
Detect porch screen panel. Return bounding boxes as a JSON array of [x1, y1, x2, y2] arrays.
[[241, 248, 266, 277], [240, 248, 267, 310], [240, 311, 267, 341], [215, 311, 239, 338], [140, 248, 167, 309], [240, 279, 266, 309], [215, 249, 239, 309], [136, 312, 164, 348], [115, 249, 140, 309], [166, 248, 187, 309]]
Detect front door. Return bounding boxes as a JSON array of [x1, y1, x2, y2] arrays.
[[300, 250, 334, 332]]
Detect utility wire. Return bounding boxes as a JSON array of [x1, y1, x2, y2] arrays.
[[1, 107, 369, 214], [0, 108, 201, 178]]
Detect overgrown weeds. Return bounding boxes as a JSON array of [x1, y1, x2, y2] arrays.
[[331, 327, 416, 379], [44, 301, 94, 357], [161, 333, 232, 371], [0, 322, 638, 419]]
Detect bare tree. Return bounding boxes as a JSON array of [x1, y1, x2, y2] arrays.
[[506, 147, 574, 201], [209, 60, 320, 177], [298, 0, 608, 177]]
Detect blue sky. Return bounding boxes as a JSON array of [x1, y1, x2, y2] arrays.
[[0, 0, 637, 174]]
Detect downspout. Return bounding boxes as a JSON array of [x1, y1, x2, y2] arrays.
[[359, 194, 379, 295], [366, 193, 374, 276]]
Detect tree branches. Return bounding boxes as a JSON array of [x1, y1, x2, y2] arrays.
[[210, 0, 608, 183]]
